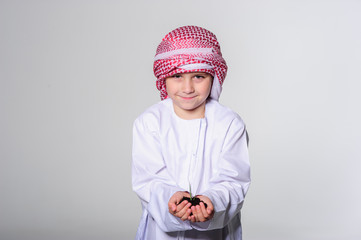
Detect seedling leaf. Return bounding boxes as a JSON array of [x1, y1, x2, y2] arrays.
[[189, 183, 193, 201]]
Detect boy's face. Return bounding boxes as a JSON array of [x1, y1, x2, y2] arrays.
[[165, 72, 213, 120]]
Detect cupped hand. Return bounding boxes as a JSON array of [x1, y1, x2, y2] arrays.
[[168, 191, 192, 221], [188, 195, 214, 223]]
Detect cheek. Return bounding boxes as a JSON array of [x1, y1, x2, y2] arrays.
[[165, 82, 176, 95], [202, 79, 213, 95]]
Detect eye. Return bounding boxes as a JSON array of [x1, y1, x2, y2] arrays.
[[193, 75, 206, 82], [194, 75, 205, 79], [172, 74, 182, 79]]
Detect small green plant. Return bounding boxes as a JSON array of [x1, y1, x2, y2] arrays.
[[189, 183, 193, 201]]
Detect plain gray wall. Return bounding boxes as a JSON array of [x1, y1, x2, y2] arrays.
[[1, 0, 360, 239]]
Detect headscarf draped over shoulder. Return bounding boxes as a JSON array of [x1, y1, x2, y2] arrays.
[[153, 26, 228, 101]]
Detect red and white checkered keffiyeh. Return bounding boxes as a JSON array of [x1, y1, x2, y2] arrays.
[[153, 26, 228, 100]]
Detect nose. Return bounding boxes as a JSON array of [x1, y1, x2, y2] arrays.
[[182, 78, 194, 94]]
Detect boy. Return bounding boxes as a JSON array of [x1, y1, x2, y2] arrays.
[[132, 26, 251, 239]]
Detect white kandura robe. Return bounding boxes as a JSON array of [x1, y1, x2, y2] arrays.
[[132, 98, 251, 240]]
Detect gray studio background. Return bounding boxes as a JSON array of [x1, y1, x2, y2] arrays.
[[1, 0, 360, 239]]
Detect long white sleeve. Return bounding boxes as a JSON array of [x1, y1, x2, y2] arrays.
[[193, 116, 251, 231], [132, 116, 192, 233]]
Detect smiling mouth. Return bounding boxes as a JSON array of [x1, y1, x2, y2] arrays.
[[180, 96, 196, 100]]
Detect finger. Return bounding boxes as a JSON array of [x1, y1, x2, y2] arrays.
[[176, 202, 191, 218], [168, 201, 174, 211], [171, 201, 183, 216], [201, 200, 214, 215], [200, 202, 209, 219], [196, 205, 206, 222], [168, 203, 177, 214], [177, 200, 190, 211], [180, 206, 192, 221], [206, 204, 214, 215], [176, 199, 188, 212], [206, 206, 214, 220], [180, 208, 192, 221], [168, 193, 181, 213], [189, 214, 196, 223], [191, 206, 200, 222]]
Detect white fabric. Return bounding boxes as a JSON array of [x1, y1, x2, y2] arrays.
[[209, 75, 222, 100], [178, 63, 213, 70], [154, 48, 214, 61], [132, 98, 251, 240]]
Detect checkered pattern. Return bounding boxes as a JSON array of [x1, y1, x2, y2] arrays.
[[153, 26, 228, 100]]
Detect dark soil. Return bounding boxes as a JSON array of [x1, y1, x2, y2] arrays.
[[180, 197, 208, 208]]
